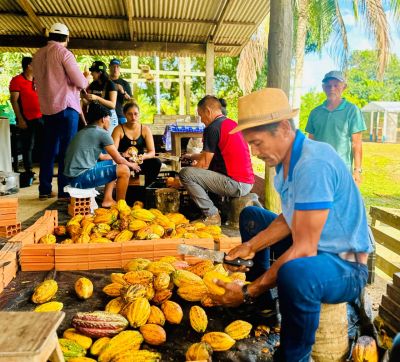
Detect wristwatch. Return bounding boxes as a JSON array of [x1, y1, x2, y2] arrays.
[[241, 284, 255, 305], [353, 168, 362, 174]]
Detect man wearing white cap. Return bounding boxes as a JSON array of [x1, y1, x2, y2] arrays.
[[210, 88, 372, 361], [32, 23, 88, 200], [306, 71, 366, 185]]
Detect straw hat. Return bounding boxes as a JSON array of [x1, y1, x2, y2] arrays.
[[230, 88, 299, 134]]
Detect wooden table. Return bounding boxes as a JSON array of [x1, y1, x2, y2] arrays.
[[0, 311, 65, 362], [171, 131, 203, 171]]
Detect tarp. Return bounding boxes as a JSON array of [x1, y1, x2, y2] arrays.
[[362, 101, 400, 113]]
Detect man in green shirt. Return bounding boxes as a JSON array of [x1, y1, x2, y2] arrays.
[[306, 71, 366, 185]]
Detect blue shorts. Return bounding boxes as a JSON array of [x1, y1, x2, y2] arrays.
[[69, 160, 117, 189]]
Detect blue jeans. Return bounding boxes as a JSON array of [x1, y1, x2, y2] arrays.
[[69, 160, 117, 189], [240, 206, 368, 362], [39, 108, 79, 197]]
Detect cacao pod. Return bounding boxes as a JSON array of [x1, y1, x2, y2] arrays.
[[63, 328, 93, 350], [75, 277, 93, 299], [31, 279, 58, 304], [128, 219, 148, 232], [54, 225, 67, 236], [112, 350, 161, 362], [110, 273, 127, 285], [172, 270, 203, 288], [123, 258, 151, 272], [189, 305, 208, 333], [352, 335, 379, 362], [153, 272, 171, 291], [203, 271, 232, 295], [131, 208, 156, 222], [72, 311, 128, 338], [89, 336, 110, 356], [147, 305, 165, 326], [152, 289, 172, 305], [104, 297, 125, 314], [125, 297, 151, 328], [224, 320, 253, 340], [76, 233, 90, 244], [58, 338, 86, 359], [39, 234, 56, 244], [187, 260, 214, 277], [120, 284, 147, 303], [139, 324, 167, 345], [114, 230, 133, 243], [34, 301, 63, 312], [185, 342, 213, 361], [68, 357, 96, 362], [102, 283, 124, 297], [201, 332, 236, 351], [89, 237, 112, 243], [146, 261, 175, 275], [123, 270, 154, 285], [177, 283, 208, 302], [98, 330, 143, 362], [161, 300, 183, 324]]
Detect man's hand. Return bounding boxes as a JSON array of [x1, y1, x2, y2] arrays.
[[128, 162, 141, 173], [210, 280, 244, 307], [83, 93, 98, 102], [224, 242, 255, 272], [17, 119, 27, 129], [352, 171, 361, 186]]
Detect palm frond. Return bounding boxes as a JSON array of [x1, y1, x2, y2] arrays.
[[237, 17, 269, 95], [359, 0, 391, 79], [385, 0, 400, 20]]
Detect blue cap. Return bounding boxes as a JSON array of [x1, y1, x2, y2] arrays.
[[109, 58, 121, 66], [322, 70, 345, 83]]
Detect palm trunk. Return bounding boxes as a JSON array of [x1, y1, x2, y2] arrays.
[[292, 0, 308, 128], [264, 0, 294, 213]]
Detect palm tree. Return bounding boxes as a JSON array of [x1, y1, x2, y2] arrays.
[[292, 0, 390, 126]]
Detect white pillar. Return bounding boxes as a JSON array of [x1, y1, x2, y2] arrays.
[[383, 111, 388, 143], [369, 112, 374, 141], [179, 57, 185, 115], [130, 56, 138, 97], [155, 56, 161, 114], [205, 41, 214, 95], [185, 57, 191, 115]]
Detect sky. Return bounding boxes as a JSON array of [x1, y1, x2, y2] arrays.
[[302, 5, 400, 94]]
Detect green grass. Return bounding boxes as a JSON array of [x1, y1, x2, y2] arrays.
[[250, 142, 400, 214]]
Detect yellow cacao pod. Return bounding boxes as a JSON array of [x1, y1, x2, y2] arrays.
[[172, 270, 203, 288], [98, 330, 143, 362], [136, 226, 154, 240], [146, 261, 175, 275], [81, 221, 95, 234], [76, 233, 90, 244], [147, 305, 165, 326], [133, 200, 144, 208], [153, 272, 171, 291], [112, 350, 161, 362], [203, 271, 232, 295], [75, 277, 93, 299], [104, 297, 125, 314], [63, 328, 93, 350], [102, 283, 123, 297], [123, 270, 154, 285], [61, 238, 74, 244], [39, 234, 56, 244], [68, 214, 84, 225], [195, 231, 214, 239], [116, 199, 131, 215], [161, 300, 183, 324], [352, 335, 379, 362], [145, 283, 155, 300], [68, 357, 96, 362], [54, 225, 67, 236], [212, 263, 229, 275], [128, 219, 148, 232], [187, 260, 214, 277], [201, 295, 217, 308], [158, 255, 178, 264], [152, 289, 172, 305], [155, 214, 172, 228], [93, 212, 116, 225], [31, 279, 58, 304], [131, 209, 156, 222], [92, 223, 111, 234], [110, 273, 127, 285], [189, 305, 208, 333], [125, 297, 151, 328], [229, 272, 246, 282], [123, 258, 151, 272], [120, 284, 147, 303], [224, 320, 253, 340], [166, 212, 188, 224], [185, 342, 213, 361], [203, 225, 222, 236], [34, 301, 63, 312], [89, 336, 110, 356], [201, 332, 236, 351], [177, 283, 208, 302], [139, 324, 167, 345], [114, 230, 133, 243], [89, 237, 112, 243], [105, 229, 120, 240]]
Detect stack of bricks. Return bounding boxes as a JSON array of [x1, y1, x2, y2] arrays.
[[377, 272, 400, 335], [0, 198, 21, 238], [0, 245, 18, 294], [68, 197, 91, 217]]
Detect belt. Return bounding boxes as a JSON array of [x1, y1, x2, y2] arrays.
[[338, 252, 368, 265]]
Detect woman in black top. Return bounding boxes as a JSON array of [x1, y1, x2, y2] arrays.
[[110, 101, 161, 186]]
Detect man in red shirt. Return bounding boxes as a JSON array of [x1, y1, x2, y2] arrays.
[[9, 57, 43, 177], [179, 96, 255, 225]]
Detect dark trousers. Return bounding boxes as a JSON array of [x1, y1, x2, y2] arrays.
[[139, 158, 162, 186], [39, 108, 78, 197], [20, 118, 44, 172]]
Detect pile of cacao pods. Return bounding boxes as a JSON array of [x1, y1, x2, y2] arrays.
[[39, 200, 224, 245], [30, 256, 268, 362]]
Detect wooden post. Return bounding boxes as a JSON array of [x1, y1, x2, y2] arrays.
[[369, 112, 374, 141], [206, 41, 215, 95], [383, 111, 387, 143], [155, 56, 161, 114], [185, 57, 191, 115], [179, 57, 185, 115], [264, 0, 293, 212], [130, 56, 139, 99]]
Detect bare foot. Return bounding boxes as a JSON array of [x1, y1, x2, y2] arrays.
[[101, 200, 116, 208]]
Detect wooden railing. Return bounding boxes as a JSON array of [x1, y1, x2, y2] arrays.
[[370, 206, 400, 277]]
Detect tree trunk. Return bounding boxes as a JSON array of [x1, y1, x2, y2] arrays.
[[265, 0, 293, 213], [292, 0, 308, 128]]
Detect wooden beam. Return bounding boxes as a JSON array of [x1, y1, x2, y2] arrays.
[[208, 0, 231, 41], [371, 226, 400, 254], [376, 253, 400, 278], [16, 0, 45, 35], [0, 36, 207, 55], [124, 0, 135, 42], [370, 206, 400, 230]]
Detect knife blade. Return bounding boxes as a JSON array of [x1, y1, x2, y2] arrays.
[[177, 244, 253, 268]]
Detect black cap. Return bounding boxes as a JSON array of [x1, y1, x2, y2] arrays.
[[89, 61, 107, 73], [109, 58, 121, 66]]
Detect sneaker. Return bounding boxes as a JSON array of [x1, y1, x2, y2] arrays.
[[39, 192, 56, 200], [197, 213, 221, 226]]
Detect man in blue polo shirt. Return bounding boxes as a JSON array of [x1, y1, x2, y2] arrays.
[[306, 71, 366, 185], [210, 88, 372, 362]]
